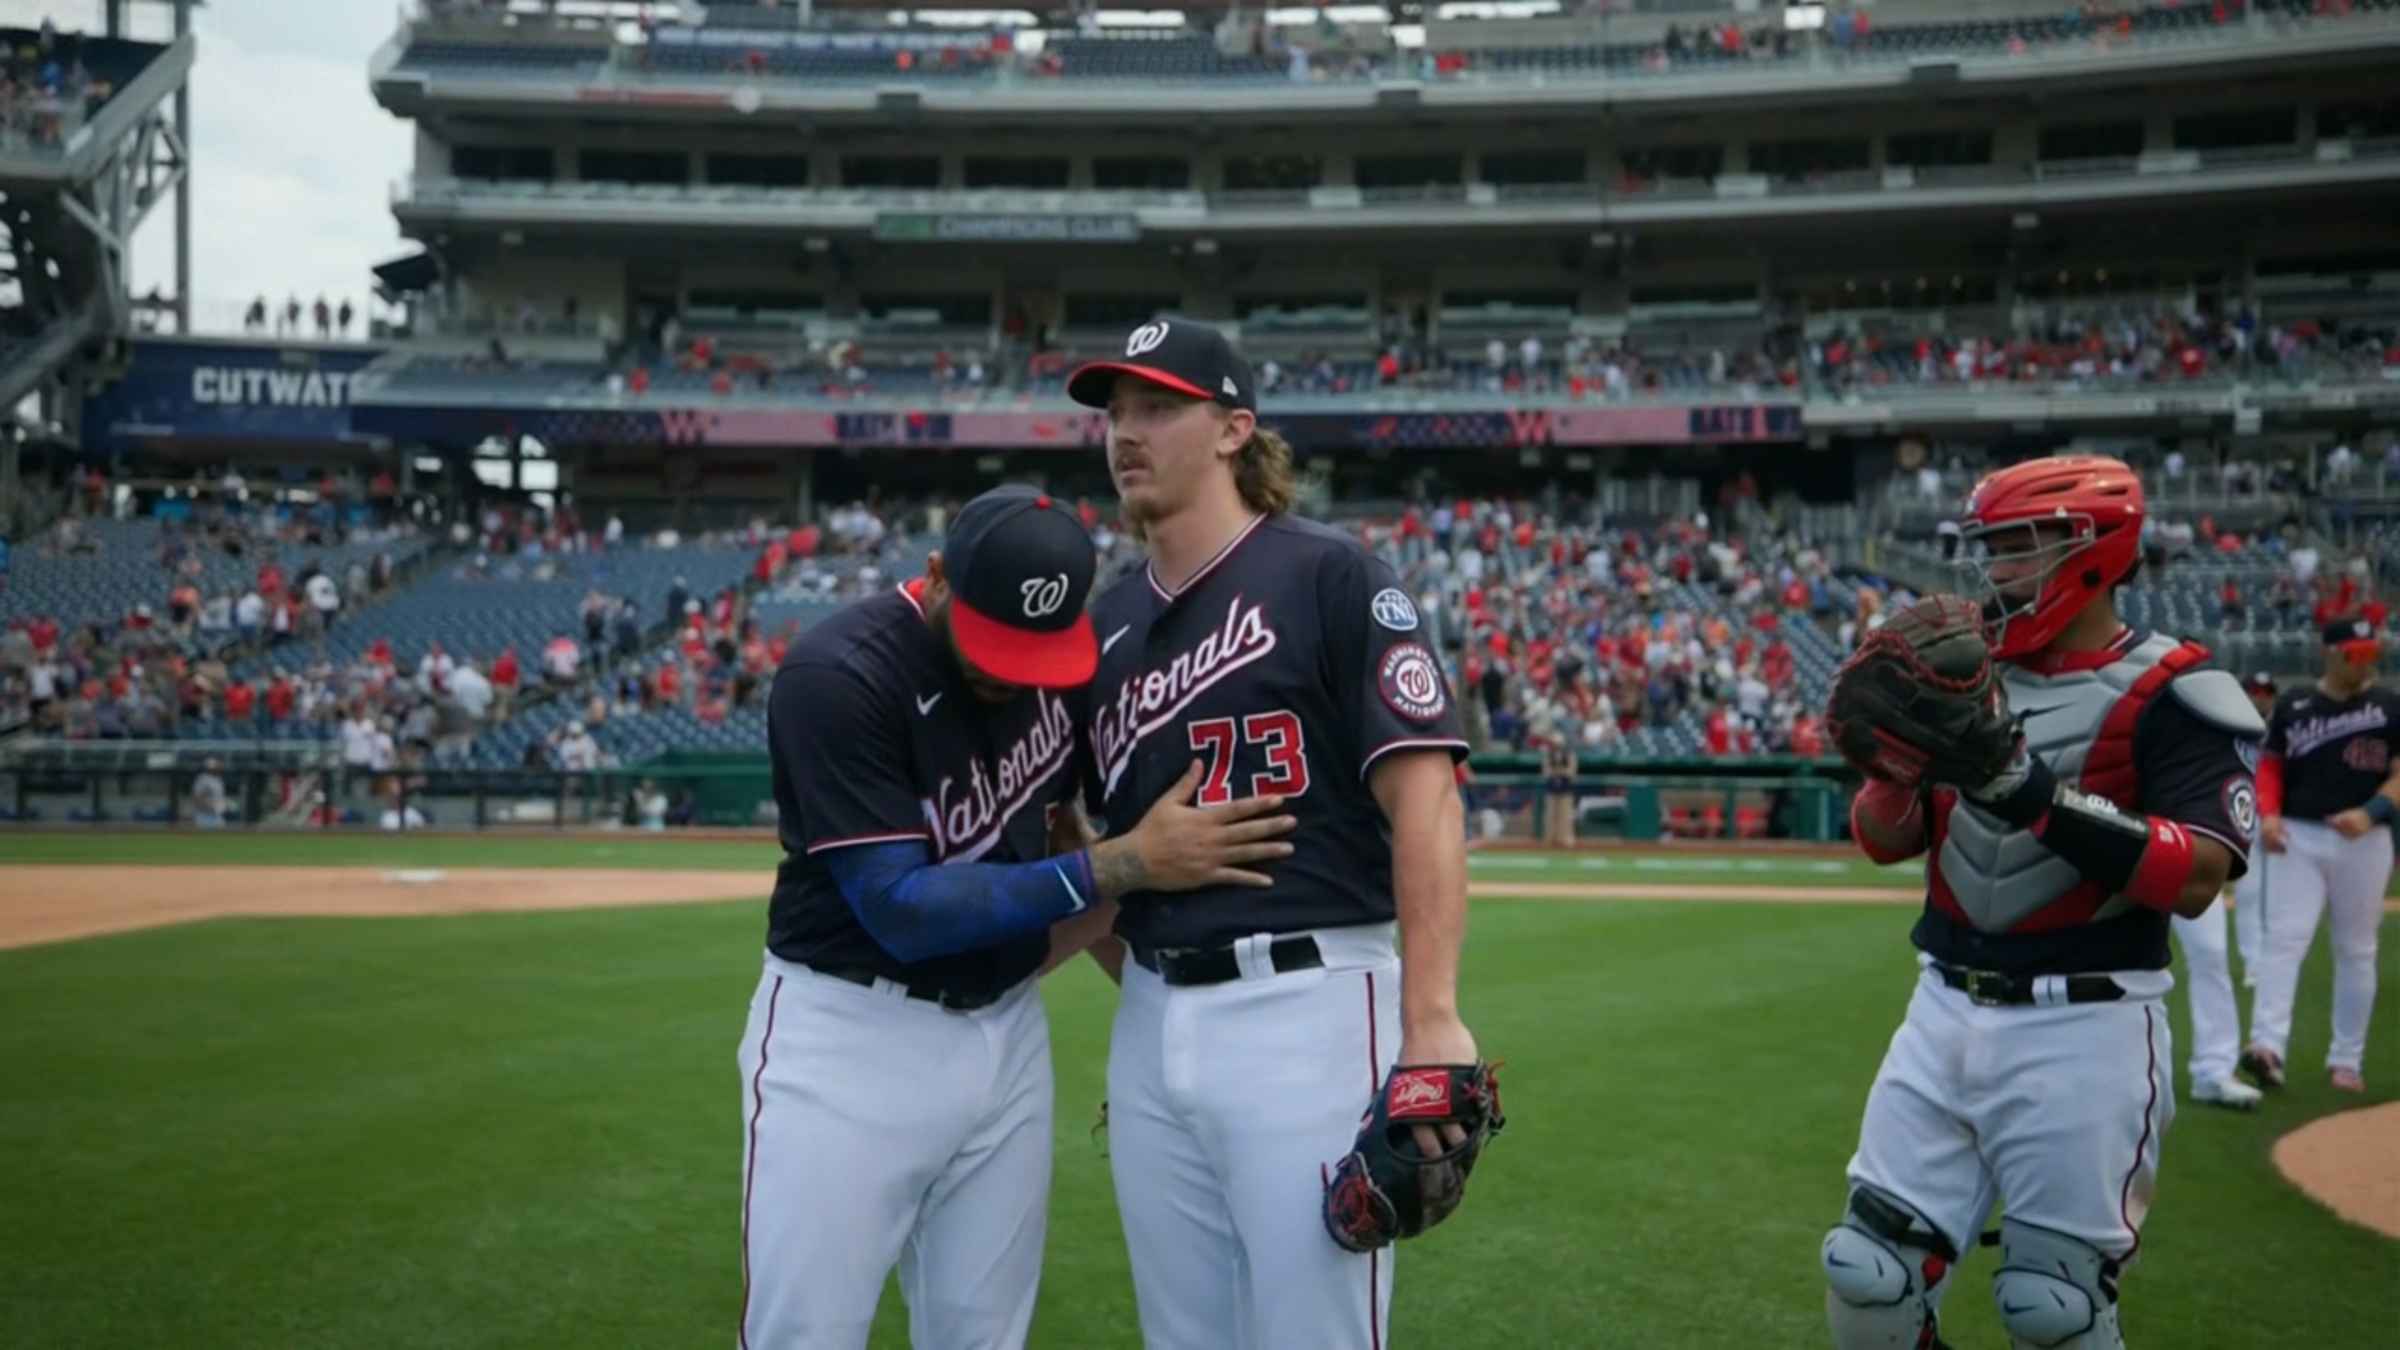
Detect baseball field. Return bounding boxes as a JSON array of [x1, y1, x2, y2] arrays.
[[3, 832, 2392, 1349]]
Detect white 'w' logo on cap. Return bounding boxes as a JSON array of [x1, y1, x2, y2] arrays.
[[1125, 322, 1170, 357], [1021, 573, 1069, 619]]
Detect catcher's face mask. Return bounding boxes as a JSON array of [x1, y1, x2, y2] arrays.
[[1955, 517, 2093, 659]]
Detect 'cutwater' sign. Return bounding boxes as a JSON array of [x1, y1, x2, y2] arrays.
[[82, 339, 384, 449]]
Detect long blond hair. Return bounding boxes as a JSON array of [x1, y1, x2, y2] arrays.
[[1231, 423, 1298, 518]]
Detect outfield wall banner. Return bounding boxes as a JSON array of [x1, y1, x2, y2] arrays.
[[82, 339, 386, 450], [346, 401, 1804, 451]]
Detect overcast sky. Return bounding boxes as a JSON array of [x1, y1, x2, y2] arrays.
[[3, 0, 410, 333]]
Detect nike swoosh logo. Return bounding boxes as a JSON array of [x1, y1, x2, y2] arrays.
[[915, 691, 943, 715], [1056, 864, 1087, 914], [1102, 625, 1133, 655], [2001, 1303, 2040, 1315], [2017, 703, 2073, 722]]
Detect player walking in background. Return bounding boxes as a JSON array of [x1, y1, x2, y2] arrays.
[[2226, 670, 2282, 980], [2240, 618, 2400, 1095], [1061, 319, 1501, 1350], [740, 484, 1298, 1350], [1825, 456, 2260, 1350]]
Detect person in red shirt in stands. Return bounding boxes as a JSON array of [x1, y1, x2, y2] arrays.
[[1704, 704, 1734, 756], [265, 675, 296, 721], [258, 562, 284, 600], [225, 678, 257, 722], [741, 630, 771, 677], [1789, 711, 1827, 759], [756, 541, 786, 585], [491, 645, 520, 721], [656, 658, 684, 707], [710, 587, 737, 636]]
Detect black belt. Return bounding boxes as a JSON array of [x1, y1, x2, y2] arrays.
[[1137, 935, 1324, 987], [1933, 962, 2126, 1007], [806, 965, 1002, 1012]]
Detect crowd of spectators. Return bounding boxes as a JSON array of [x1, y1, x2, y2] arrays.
[[0, 20, 114, 152], [1362, 491, 1845, 763], [243, 295, 363, 341], [1816, 304, 2400, 396], [0, 490, 421, 739]]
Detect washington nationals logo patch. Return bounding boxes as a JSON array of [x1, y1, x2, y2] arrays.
[[1379, 644, 1448, 723], [2224, 776, 2259, 838]]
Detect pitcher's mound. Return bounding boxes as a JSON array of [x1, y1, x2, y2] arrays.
[[2272, 1102, 2400, 1239]]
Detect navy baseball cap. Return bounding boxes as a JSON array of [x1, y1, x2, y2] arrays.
[[2323, 617, 2380, 661], [1066, 317, 1257, 414], [942, 485, 1098, 688]]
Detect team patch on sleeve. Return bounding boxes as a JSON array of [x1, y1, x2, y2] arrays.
[[1370, 586, 1420, 632], [1378, 643, 1449, 723], [2223, 775, 2258, 837]]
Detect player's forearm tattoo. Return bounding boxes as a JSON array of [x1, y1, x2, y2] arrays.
[[1087, 838, 1152, 901]]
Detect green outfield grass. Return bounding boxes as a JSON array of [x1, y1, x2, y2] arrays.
[[0, 828, 1927, 892], [1, 834, 2393, 1348]]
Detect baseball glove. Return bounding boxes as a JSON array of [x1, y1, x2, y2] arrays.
[[1828, 594, 2020, 791], [1322, 1062, 1505, 1254]]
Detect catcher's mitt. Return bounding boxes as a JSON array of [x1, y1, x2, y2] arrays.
[[1322, 1062, 1505, 1254], [1828, 594, 2020, 790]]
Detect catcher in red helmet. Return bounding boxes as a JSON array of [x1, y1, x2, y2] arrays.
[[1819, 455, 2264, 1350]]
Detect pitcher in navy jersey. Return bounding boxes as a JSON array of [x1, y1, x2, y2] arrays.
[[738, 484, 1297, 1350], [2241, 617, 2400, 1095], [1060, 319, 1481, 1349]]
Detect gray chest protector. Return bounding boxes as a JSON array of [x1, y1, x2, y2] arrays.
[[1935, 633, 2186, 933]]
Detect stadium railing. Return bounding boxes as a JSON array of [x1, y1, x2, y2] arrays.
[[0, 741, 1858, 843]]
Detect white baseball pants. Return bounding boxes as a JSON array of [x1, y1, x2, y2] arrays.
[[2247, 819, 2392, 1074], [2173, 900, 2243, 1088]]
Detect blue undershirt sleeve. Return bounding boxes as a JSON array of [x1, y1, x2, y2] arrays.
[[818, 839, 1100, 964]]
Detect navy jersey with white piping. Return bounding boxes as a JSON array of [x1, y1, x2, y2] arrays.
[[1074, 514, 1468, 955], [765, 580, 1078, 999], [2265, 684, 2400, 822]]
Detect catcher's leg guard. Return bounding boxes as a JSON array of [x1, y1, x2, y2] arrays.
[[1823, 1185, 1959, 1349], [1991, 1218, 2127, 1349]]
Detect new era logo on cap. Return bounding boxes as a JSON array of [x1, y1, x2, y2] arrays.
[[1067, 316, 1258, 415]]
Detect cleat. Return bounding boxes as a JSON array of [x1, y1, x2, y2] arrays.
[[2330, 1068, 2366, 1094], [2192, 1077, 2262, 1111], [2238, 1044, 2285, 1089]]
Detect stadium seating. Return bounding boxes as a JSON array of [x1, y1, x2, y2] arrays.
[[236, 542, 755, 681], [392, 42, 606, 74], [1048, 32, 1278, 80], [0, 518, 431, 642]]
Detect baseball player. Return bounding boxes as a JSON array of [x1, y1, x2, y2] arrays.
[[740, 484, 1299, 1350], [1059, 319, 1500, 1349], [1825, 455, 2260, 1350], [2240, 617, 2399, 1095], [2226, 670, 2281, 980]]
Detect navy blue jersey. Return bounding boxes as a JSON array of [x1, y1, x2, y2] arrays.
[[2265, 683, 2400, 821], [1075, 514, 1468, 956], [765, 581, 1079, 999]]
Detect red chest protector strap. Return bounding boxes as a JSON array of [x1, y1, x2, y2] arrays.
[[2076, 640, 2210, 808]]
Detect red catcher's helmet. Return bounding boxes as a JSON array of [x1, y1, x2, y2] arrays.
[[1957, 455, 2144, 659]]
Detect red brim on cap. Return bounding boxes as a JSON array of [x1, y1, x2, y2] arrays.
[[2336, 638, 2381, 663], [1066, 361, 1212, 409], [949, 596, 1098, 689]]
